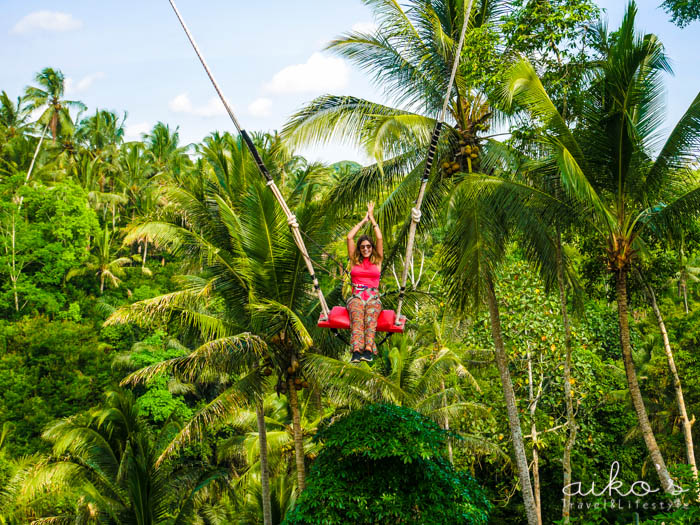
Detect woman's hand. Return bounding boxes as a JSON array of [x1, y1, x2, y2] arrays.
[[367, 201, 376, 223]]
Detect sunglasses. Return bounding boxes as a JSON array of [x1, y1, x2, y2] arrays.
[[360, 244, 372, 249]]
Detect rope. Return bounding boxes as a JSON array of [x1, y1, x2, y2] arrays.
[[168, 0, 330, 319], [299, 229, 351, 279], [394, 0, 474, 324]]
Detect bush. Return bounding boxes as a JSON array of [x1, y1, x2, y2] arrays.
[[283, 404, 490, 524]]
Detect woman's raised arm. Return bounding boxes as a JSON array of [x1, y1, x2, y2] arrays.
[[347, 213, 369, 260], [368, 201, 383, 261]]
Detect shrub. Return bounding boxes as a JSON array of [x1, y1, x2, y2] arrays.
[[283, 404, 490, 524]]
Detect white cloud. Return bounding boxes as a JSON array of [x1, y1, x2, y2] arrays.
[[169, 93, 193, 113], [248, 97, 272, 117], [351, 21, 377, 34], [12, 11, 82, 34], [124, 122, 151, 141], [168, 93, 229, 117], [264, 52, 349, 94], [65, 72, 105, 95]]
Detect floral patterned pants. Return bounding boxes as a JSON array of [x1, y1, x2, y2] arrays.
[[347, 294, 381, 355]]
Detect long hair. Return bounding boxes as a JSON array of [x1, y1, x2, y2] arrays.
[[352, 234, 380, 266]]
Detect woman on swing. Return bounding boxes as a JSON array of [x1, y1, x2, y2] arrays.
[[346, 201, 383, 363]]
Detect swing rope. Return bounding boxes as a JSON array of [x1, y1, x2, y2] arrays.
[[394, 0, 474, 324], [168, 0, 330, 319]]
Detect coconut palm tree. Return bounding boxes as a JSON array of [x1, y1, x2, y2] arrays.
[[0, 91, 32, 142], [502, 1, 700, 493], [19, 389, 228, 524], [114, 324, 273, 524], [437, 174, 562, 525], [106, 132, 335, 517], [144, 122, 190, 178], [76, 109, 126, 155], [17, 68, 85, 211], [24, 67, 85, 143], [67, 226, 136, 294], [282, 0, 506, 261]]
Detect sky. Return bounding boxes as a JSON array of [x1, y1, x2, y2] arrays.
[[1, 1, 698, 164]]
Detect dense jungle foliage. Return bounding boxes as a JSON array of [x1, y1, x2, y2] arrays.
[[2, 1, 700, 523]]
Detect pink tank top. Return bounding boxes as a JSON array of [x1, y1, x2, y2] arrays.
[[351, 258, 381, 289]]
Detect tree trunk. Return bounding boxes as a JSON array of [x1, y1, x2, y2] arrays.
[[17, 124, 48, 212], [644, 278, 698, 482], [527, 348, 543, 525], [10, 213, 19, 312], [557, 232, 577, 524], [256, 401, 273, 525], [441, 378, 453, 464], [142, 239, 148, 268], [287, 376, 306, 491], [485, 275, 539, 525], [615, 268, 675, 493], [100, 274, 105, 294]]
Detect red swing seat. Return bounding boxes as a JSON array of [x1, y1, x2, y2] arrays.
[[318, 306, 406, 333]]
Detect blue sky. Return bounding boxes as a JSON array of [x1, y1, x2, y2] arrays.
[[1, 1, 698, 163]]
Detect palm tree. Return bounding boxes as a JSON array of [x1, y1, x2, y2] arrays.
[[437, 176, 559, 525], [636, 267, 699, 483], [75, 110, 127, 209], [67, 226, 137, 294], [17, 68, 85, 211], [0, 91, 32, 142], [76, 109, 126, 156], [503, 1, 700, 493], [24, 67, 86, 142], [217, 394, 323, 524], [107, 133, 334, 515], [116, 142, 160, 260], [114, 327, 273, 524], [282, 0, 505, 259], [304, 335, 505, 463], [144, 122, 190, 178], [19, 390, 227, 524]]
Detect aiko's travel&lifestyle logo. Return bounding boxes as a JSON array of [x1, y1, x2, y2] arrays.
[[562, 461, 689, 514]]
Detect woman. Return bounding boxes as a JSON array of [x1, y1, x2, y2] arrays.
[[346, 202, 383, 363]]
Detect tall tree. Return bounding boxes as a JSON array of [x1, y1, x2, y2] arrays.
[[107, 132, 333, 509], [503, 1, 700, 493], [438, 178, 560, 525], [24, 68, 85, 142], [66, 226, 137, 294]]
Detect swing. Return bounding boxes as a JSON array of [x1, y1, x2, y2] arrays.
[[168, 0, 473, 341], [317, 306, 406, 333]]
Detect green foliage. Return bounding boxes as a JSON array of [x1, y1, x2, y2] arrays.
[[502, 0, 599, 116], [0, 182, 98, 317], [284, 404, 490, 524], [116, 330, 193, 424], [19, 389, 226, 524], [661, 0, 700, 27], [0, 318, 113, 456]]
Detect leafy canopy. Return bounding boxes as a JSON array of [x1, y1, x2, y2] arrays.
[[283, 404, 490, 525]]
